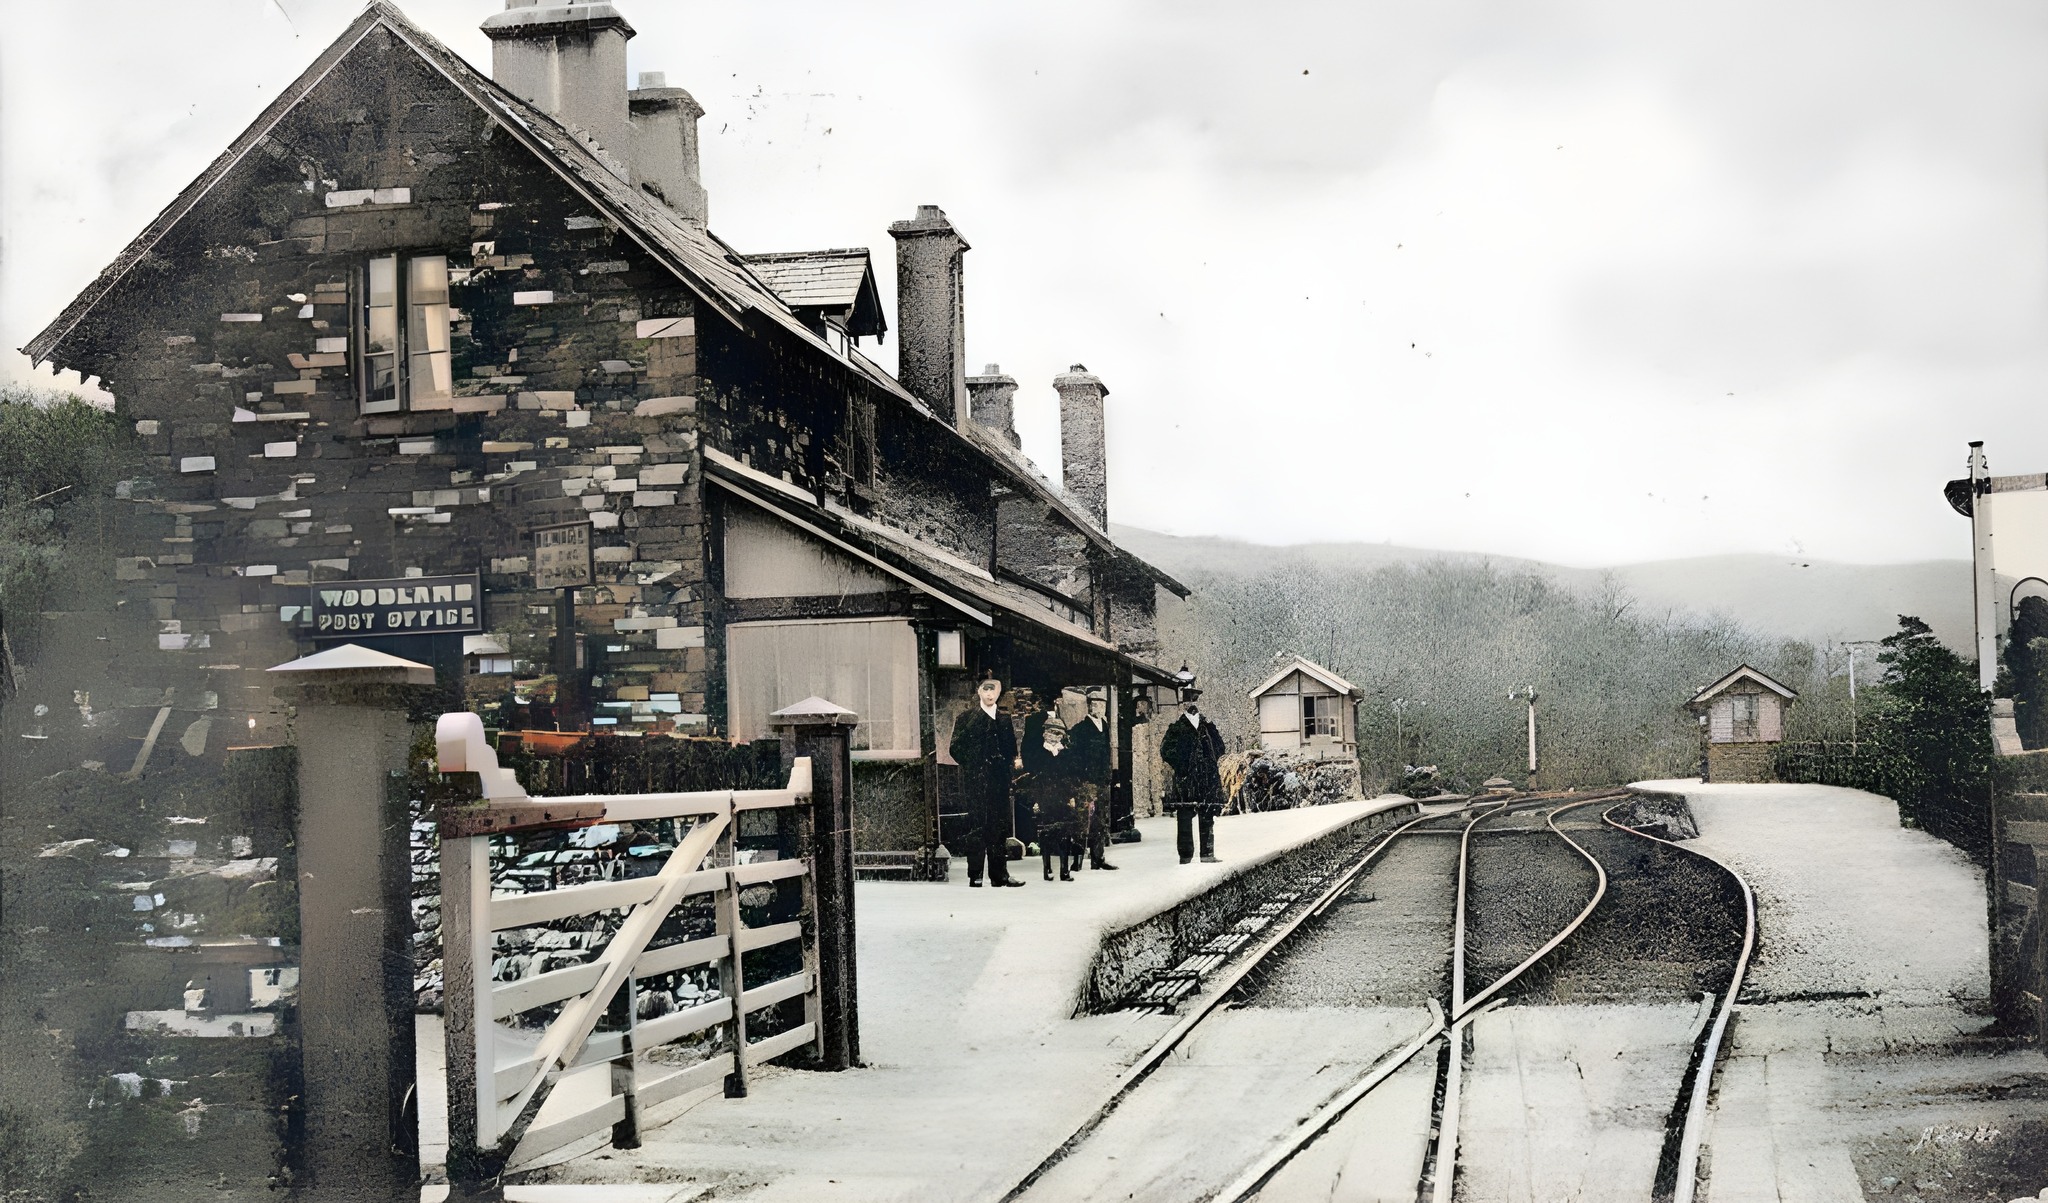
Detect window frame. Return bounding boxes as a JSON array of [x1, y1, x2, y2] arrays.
[[1729, 693, 1760, 742], [356, 251, 454, 414], [1301, 693, 1340, 740]]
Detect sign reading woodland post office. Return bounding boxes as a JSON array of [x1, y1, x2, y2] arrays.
[[311, 574, 483, 636]]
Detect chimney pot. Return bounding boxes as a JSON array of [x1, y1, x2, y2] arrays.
[[481, 2, 636, 179], [630, 71, 709, 223], [1053, 366, 1110, 529], [967, 365, 1021, 449], [888, 206, 972, 427]]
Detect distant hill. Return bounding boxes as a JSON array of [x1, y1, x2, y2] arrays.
[[1112, 526, 1972, 650]]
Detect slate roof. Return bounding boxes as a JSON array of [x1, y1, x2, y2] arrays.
[[704, 452, 1180, 685], [20, 0, 1185, 600], [740, 250, 887, 339]]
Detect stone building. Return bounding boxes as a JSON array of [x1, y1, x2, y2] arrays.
[[22, 0, 1186, 872], [1687, 665, 1797, 783]]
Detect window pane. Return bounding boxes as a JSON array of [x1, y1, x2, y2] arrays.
[[367, 255, 397, 307], [409, 301, 450, 354], [364, 352, 399, 411], [366, 305, 398, 355], [410, 351, 452, 402], [407, 254, 448, 304]]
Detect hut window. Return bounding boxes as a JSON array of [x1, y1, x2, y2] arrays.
[[1730, 694, 1759, 741], [1302, 694, 1339, 738]]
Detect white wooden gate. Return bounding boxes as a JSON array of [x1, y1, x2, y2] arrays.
[[435, 713, 821, 1177]]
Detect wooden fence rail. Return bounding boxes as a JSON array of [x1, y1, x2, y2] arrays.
[[436, 712, 821, 1181]]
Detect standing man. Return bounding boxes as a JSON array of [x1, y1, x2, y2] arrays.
[[1160, 689, 1226, 864], [948, 670, 1024, 888], [1067, 689, 1118, 870]]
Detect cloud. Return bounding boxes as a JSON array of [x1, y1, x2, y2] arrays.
[[5, 0, 2044, 565]]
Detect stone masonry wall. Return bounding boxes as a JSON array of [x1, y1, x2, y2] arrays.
[[52, 27, 714, 733]]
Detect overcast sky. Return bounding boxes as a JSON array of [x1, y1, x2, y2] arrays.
[[5, 0, 2045, 567]]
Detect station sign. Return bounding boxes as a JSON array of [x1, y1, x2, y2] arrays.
[[311, 573, 483, 636], [533, 522, 593, 590]]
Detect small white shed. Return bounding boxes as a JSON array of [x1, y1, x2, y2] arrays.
[[1686, 664, 1798, 783], [1249, 656, 1359, 757]]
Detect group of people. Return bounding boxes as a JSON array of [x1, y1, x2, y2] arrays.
[[948, 671, 1230, 888]]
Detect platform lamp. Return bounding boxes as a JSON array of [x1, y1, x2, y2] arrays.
[[1174, 663, 1197, 703]]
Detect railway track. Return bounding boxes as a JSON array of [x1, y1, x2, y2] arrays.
[[1000, 788, 1755, 1203]]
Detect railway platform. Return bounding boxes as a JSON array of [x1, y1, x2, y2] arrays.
[[419, 795, 1420, 1201], [1634, 779, 2048, 1203]]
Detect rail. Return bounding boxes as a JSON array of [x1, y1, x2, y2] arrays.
[[1603, 798, 1758, 1203], [1003, 790, 1628, 1203]]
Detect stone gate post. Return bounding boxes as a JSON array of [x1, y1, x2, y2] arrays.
[[771, 696, 860, 1070], [269, 644, 437, 1198]]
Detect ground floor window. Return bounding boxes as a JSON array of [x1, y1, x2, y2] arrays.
[[1302, 693, 1340, 739], [725, 617, 919, 756]]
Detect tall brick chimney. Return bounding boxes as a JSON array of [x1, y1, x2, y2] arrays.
[[887, 206, 970, 427], [482, 1, 636, 179], [1055, 364, 1109, 528], [629, 72, 709, 224], [966, 364, 1020, 449]]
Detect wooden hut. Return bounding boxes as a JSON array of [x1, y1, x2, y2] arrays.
[[1687, 665, 1797, 783], [1249, 656, 1360, 759]]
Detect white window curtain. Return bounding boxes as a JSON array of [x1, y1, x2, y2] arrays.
[[725, 618, 919, 755]]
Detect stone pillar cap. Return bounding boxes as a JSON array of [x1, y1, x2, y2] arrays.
[[268, 643, 435, 685], [1054, 364, 1109, 397], [770, 696, 860, 726], [888, 205, 969, 245], [967, 365, 1016, 385], [482, 1, 635, 39]]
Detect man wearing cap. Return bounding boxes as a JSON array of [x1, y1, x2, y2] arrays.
[[1066, 688, 1118, 871], [948, 671, 1024, 887], [1159, 690, 1226, 864]]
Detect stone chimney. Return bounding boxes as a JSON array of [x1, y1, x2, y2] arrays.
[[887, 206, 970, 427], [629, 72, 709, 223], [481, 1, 636, 178], [966, 364, 1020, 449], [1055, 364, 1109, 528]]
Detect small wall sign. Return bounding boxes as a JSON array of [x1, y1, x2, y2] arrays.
[[312, 574, 483, 636], [534, 522, 594, 590]]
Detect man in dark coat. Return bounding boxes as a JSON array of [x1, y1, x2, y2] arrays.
[[948, 671, 1023, 887], [1066, 689, 1118, 870], [1159, 691, 1227, 864]]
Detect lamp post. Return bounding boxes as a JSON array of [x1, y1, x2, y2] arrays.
[[1509, 687, 1538, 777], [1842, 640, 1879, 753]]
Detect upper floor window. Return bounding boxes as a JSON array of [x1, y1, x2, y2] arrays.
[[360, 253, 452, 413], [844, 394, 877, 490]]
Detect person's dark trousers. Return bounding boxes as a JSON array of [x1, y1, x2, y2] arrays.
[[968, 833, 1016, 884], [1087, 816, 1110, 867], [1175, 809, 1216, 862]]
